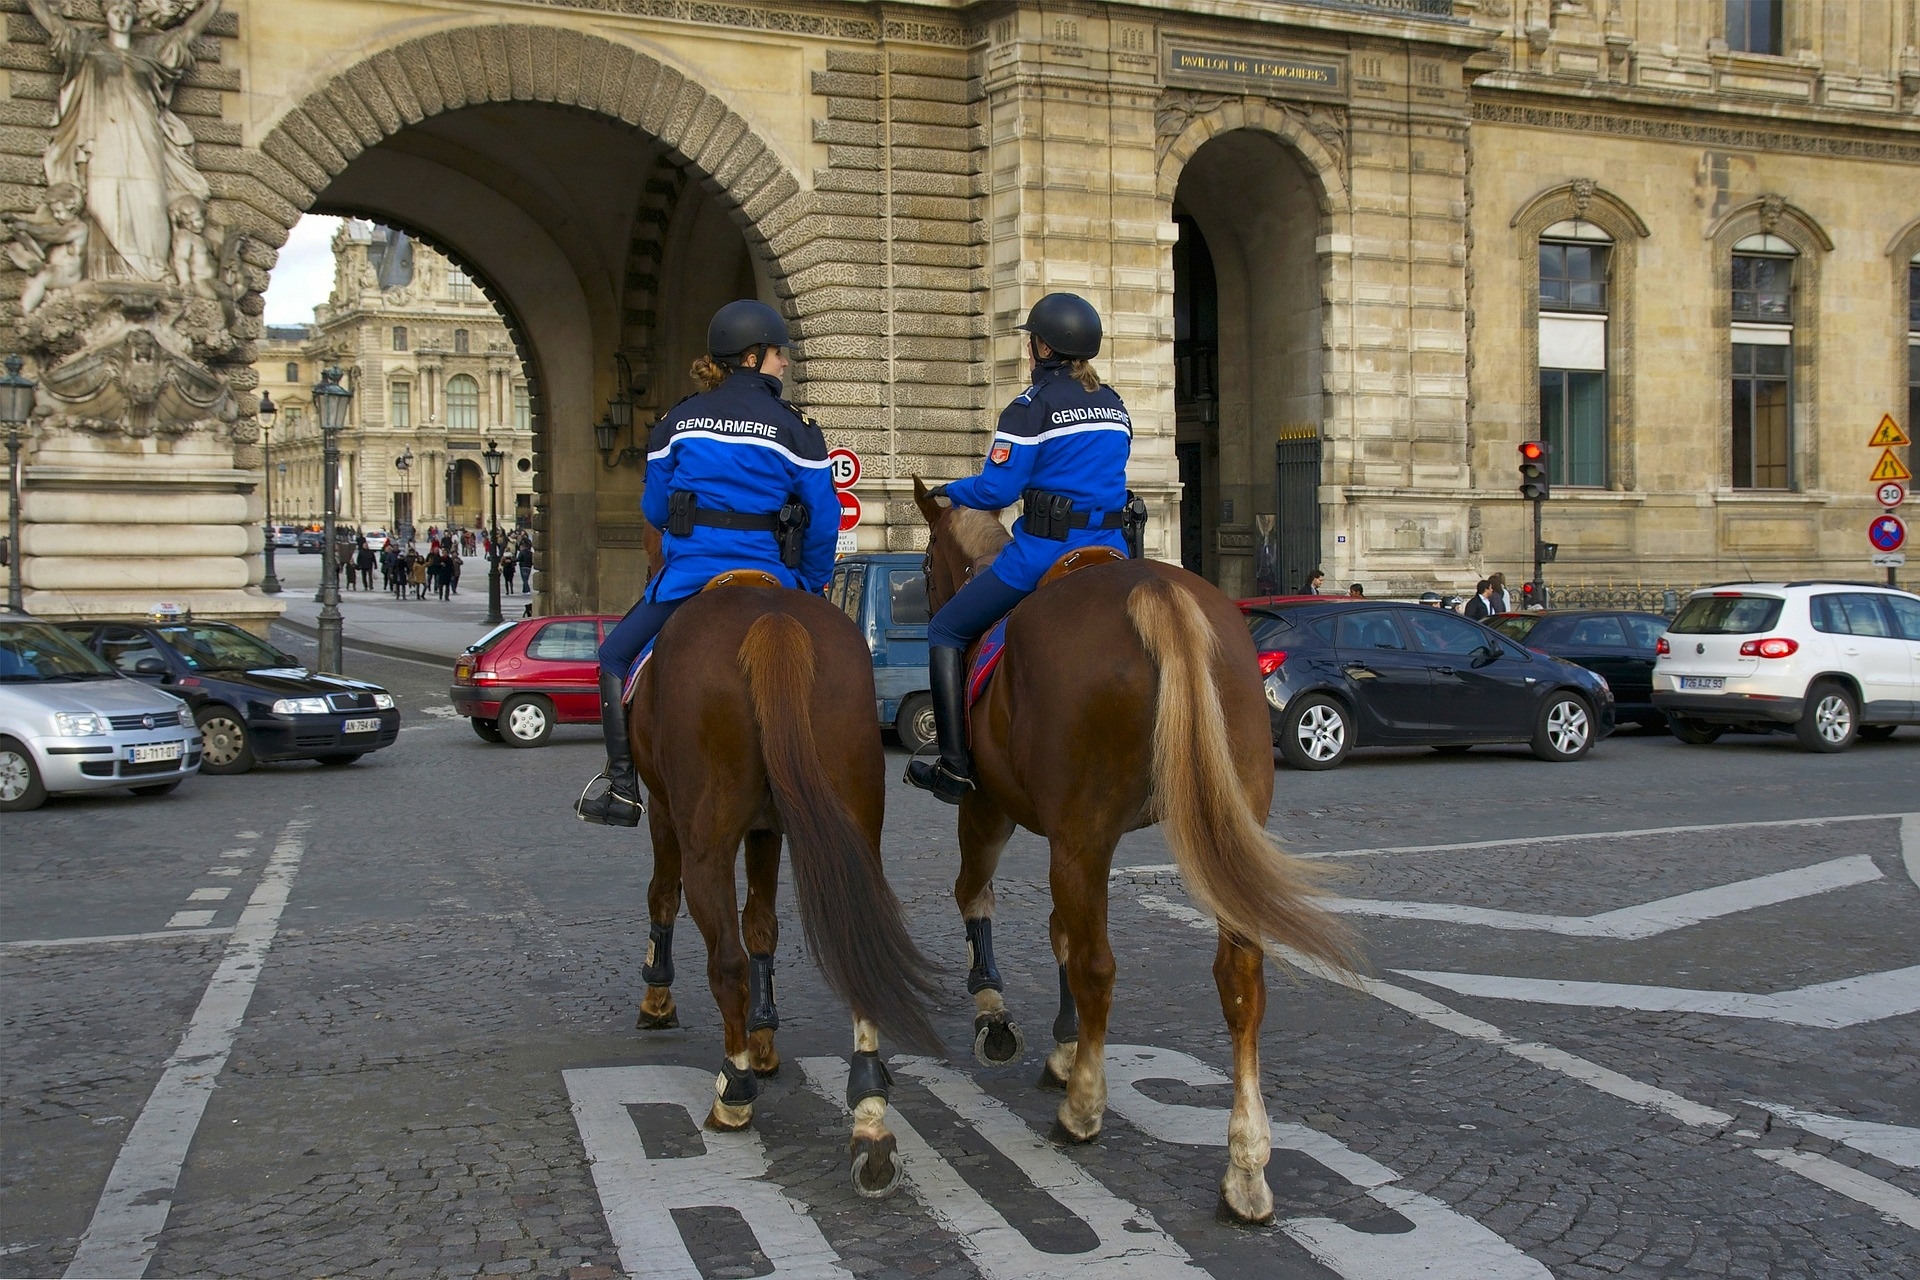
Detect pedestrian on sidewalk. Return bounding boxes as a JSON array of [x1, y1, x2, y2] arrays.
[[446, 544, 462, 595], [1488, 571, 1513, 615], [1464, 579, 1495, 620], [409, 547, 427, 600], [517, 537, 533, 594]]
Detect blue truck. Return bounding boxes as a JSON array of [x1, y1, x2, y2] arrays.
[[826, 552, 934, 751]]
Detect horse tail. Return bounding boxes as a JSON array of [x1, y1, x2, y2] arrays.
[[1126, 577, 1358, 977], [737, 612, 945, 1053]]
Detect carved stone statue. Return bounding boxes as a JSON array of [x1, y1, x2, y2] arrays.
[[2, 183, 88, 313]]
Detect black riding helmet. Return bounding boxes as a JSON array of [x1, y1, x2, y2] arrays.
[[708, 299, 791, 358], [1016, 292, 1102, 360]]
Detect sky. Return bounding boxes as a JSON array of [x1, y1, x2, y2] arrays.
[[262, 214, 342, 326]]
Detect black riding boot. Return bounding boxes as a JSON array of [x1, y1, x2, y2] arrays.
[[905, 646, 973, 805], [575, 671, 644, 827]]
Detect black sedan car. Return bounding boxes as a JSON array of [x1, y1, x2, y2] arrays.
[[1246, 599, 1615, 769], [1488, 609, 1669, 729], [60, 613, 400, 773]]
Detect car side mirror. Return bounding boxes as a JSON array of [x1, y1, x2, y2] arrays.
[[134, 656, 168, 676], [1471, 643, 1501, 669]]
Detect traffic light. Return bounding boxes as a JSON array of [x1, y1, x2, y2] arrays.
[[1518, 440, 1550, 501]]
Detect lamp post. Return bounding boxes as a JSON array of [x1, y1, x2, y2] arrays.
[[0, 355, 36, 615], [312, 367, 353, 674], [482, 438, 504, 625], [258, 391, 282, 594]]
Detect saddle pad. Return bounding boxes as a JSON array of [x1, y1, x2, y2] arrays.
[[622, 636, 657, 705], [967, 616, 1010, 709], [703, 568, 783, 591]]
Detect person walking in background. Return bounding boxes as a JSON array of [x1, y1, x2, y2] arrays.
[[446, 543, 462, 595], [1300, 567, 1325, 595], [1488, 571, 1513, 615], [517, 537, 533, 594], [355, 538, 375, 591], [1464, 579, 1495, 621], [497, 534, 513, 595], [1348, 583, 1365, 598], [409, 546, 427, 600]]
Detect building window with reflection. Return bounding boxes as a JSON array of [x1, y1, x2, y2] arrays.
[[392, 326, 407, 352], [446, 374, 480, 431], [513, 383, 530, 433], [1725, 0, 1782, 55], [1731, 234, 1796, 490], [284, 361, 299, 383], [391, 383, 411, 430], [1536, 220, 1610, 488], [448, 268, 473, 301], [453, 328, 470, 355]]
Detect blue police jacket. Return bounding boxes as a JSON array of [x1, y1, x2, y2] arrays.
[[641, 369, 839, 601], [942, 361, 1132, 592]]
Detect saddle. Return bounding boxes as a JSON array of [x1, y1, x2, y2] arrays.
[[622, 568, 788, 701], [967, 546, 1126, 708]]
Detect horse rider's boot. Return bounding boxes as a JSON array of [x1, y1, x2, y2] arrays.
[[575, 670, 645, 827], [905, 646, 973, 805]]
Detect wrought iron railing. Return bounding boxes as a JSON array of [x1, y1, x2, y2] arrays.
[[1542, 583, 1695, 617]]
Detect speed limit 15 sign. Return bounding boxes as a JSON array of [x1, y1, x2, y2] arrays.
[[827, 448, 860, 490]]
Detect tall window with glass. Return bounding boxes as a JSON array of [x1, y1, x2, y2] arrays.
[[446, 374, 480, 432], [1537, 221, 1610, 488], [1730, 236, 1795, 489]]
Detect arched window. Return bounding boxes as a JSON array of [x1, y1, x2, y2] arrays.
[[513, 383, 530, 432], [453, 328, 470, 355], [1536, 218, 1611, 488], [446, 374, 479, 431], [1730, 233, 1796, 490], [392, 326, 407, 352], [284, 362, 299, 383]]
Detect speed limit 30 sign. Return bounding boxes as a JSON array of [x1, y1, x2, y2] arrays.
[[1877, 481, 1905, 509]]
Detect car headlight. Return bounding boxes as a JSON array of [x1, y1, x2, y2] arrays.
[[373, 693, 395, 710], [52, 712, 106, 737], [177, 706, 194, 726], [271, 697, 330, 715]]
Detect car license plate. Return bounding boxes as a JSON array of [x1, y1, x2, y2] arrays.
[[1679, 676, 1725, 691], [126, 741, 182, 764], [342, 717, 381, 734]]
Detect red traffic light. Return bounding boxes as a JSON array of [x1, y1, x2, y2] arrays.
[[1518, 440, 1547, 462]]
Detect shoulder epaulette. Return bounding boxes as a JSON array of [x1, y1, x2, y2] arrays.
[[781, 398, 823, 431]]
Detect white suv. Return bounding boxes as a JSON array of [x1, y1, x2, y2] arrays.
[[1652, 582, 1920, 751]]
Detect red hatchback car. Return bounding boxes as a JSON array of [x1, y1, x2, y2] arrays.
[[450, 614, 622, 746]]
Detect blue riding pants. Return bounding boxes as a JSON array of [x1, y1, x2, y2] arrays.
[[599, 595, 691, 677], [926, 568, 1028, 651]]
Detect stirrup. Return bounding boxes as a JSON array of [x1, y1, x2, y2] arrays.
[[904, 749, 973, 804], [575, 771, 644, 826]]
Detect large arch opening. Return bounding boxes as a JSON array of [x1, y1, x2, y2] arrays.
[[1171, 130, 1326, 597]]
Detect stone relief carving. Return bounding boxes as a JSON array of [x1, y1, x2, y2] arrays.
[[13, 0, 244, 439], [1155, 91, 1349, 178]]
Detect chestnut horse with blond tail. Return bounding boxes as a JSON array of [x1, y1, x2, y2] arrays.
[[911, 477, 1359, 1223], [624, 521, 942, 1199]]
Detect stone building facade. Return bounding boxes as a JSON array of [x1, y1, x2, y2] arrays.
[[1, 0, 1914, 629], [257, 222, 535, 539]]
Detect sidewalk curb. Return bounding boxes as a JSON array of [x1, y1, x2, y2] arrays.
[[271, 615, 459, 668]]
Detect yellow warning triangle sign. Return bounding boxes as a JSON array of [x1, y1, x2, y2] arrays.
[[1869, 414, 1911, 447], [1871, 448, 1913, 482]]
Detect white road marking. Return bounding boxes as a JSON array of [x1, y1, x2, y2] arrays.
[[233, 831, 259, 840], [564, 1065, 843, 1280], [1322, 855, 1882, 937], [1103, 1045, 1550, 1279], [1904, 814, 1919, 890], [1393, 965, 1920, 1029], [803, 1056, 1201, 1280], [207, 867, 243, 877], [1745, 1103, 1920, 1169], [1290, 810, 1920, 860], [163, 911, 216, 929], [4, 928, 231, 952], [65, 816, 312, 1280], [185, 888, 231, 903], [1752, 1149, 1920, 1230], [220, 848, 251, 859]]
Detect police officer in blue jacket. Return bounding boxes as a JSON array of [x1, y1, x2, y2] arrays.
[[576, 300, 839, 826], [905, 292, 1139, 804]]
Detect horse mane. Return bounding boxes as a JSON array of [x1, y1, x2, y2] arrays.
[[944, 506, 1011, 559]]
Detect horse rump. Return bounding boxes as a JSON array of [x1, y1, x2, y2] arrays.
[[736, 611, 945, 1053], [1125, 576, 1359, 977]]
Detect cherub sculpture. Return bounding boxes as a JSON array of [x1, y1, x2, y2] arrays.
[[3, 183, 88, 314]]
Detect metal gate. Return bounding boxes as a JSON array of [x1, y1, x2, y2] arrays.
[[1273, 434, 1322, 595]]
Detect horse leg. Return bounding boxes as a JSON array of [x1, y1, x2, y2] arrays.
[[684, 845, 756, 1131], [1048, 838, 1117, 1143], [1036, 909, 1078, 1091], [846, 1016, 904, 1199], [635, 802, 682, 1030], [955, 795, 1023, 1065], [742, 829, 782, 1078], [1215, 931, 1275, 1223]]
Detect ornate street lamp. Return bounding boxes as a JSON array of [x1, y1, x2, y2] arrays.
[[312, 367, 354, 674], [482, 438, 504, 625], [0, 355, 36, 615], [258, 391, 282, 595]]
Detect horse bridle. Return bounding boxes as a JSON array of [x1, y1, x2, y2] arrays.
[[922, 517, 992, 612]]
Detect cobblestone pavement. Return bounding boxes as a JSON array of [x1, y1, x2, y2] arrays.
[[2, 632, 1915, 1280]]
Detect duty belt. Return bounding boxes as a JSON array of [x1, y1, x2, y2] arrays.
[[666, 490, 809, 569], [1019, 488, 1126, 541]]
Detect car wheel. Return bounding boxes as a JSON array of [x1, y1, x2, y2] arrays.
[[316, 754, 363, 767], [1858, 725, 1898, 742], [1666, 714, 1723, 745], [498, 694, 553, 748], [1432, 745, 1473, 755], [130, 780, 183, 797], [1795, 681, 1858, 753], [195, 706, 256, 775], [1279, 694, 1351, 770], [895, 694, 936, 754], [471, 717, 504, 744], [1531, 692, 1594, 762], [0, 737, 48, 812]]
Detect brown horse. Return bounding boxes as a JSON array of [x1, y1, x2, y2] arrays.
[[911, 477, 1358, 1223], [623, 569, 943, 1198]]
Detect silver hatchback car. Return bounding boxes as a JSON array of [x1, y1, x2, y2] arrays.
[[0, 618, 202, 811]]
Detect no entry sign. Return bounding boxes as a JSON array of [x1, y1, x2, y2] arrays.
[[837, 490, 863, 532]]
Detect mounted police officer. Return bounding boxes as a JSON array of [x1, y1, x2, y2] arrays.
[[906, 292, 1140, 805], [576, 300, 839, 826]]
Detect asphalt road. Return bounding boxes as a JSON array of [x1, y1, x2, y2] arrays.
[[3, 632, 1916, 1280]]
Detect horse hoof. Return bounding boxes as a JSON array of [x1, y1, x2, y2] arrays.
[[635, 1007, 679, 1030], [1036, 1061, 1069, 1091], [849, 1135, 903, 1199], [1051, 1101, 1101, 1145], [705, 1100, 753, 1132], [1216, 1189, 1276, 1227], [972, 1014, 1025, 1066]]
